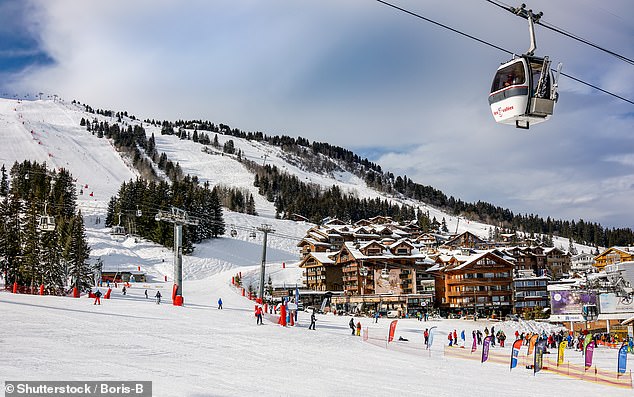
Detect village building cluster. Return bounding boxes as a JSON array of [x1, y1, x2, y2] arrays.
[[297, 216, 633, 326]]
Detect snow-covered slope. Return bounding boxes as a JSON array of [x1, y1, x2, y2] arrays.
[[1, 98, 626, 396]]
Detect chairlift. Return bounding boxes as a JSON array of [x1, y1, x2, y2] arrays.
[[110, 213, 126, 237], [488, 5, 560, 129], [249, 231, 257, 239], [136, 206, 142, 217], [37, 201, 56, 232], [230, 226, 238, 238]]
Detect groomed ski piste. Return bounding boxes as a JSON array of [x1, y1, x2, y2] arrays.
[[0, 98, 628, 396]]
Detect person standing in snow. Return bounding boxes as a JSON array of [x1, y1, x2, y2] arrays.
[[255, 305, 263, 325], [356, 321, 362, 336], [424, 328, 429, 347], [155, 290, 162, 304], [144, 289, 148, 299], [309, 310, 317, 330], [374, 311, 379, 323], [349, 318, 356, 335], [122, 286, 127, 296], [217, 298, 223, 309], [93, 289, 102, 305]]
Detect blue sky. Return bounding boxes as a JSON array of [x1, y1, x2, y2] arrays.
[[2, 0, 634, 229]]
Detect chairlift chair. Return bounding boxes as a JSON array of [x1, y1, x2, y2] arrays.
[[249, 231, 257, 239], [37, 201, 56, 232], [230, 228, 238, 238], [38, 215, 56, 232], [110, 213, 126, 237]]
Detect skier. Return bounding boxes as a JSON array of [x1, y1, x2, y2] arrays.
[[93, 289, 102, 305], [155, 290, 162, 304], [424, 328, 429, 347], [349, 318, 356, 335], [122, 286, 127, 296], [374, 311, 379, 323], [490, 326, 495, 347], [448, 332, 453, 346], [309, 310, 317, 330], [356, 321, 362, 336], [218, 298, 223, 309], [144, 289, 148, 299], [255, 305, 263, 325], [453, 330, 458, 345]]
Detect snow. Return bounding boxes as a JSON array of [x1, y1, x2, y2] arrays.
[[0, 98, 628, 396]]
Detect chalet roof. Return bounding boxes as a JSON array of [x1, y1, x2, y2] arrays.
[[596, 246, 633, 258], [298, 252, 336, 268], [342, 241, 425, 261], [297, 237, 331, 248], [543, 247, 569, 255], [389, 239, 415, 250], [310, 252, 336, 264], [444, 231, 486, 246]]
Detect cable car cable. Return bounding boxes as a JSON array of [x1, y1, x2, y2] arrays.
[[484, 0, 634, 66], [375, 0, 634, 106]]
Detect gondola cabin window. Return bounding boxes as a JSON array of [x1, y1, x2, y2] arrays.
[[491, 62, 526, 92]]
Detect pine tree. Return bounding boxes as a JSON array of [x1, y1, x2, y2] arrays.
[[210, 187, 225, 238], [0, 164, 8, 196], [64, 211, 92, 292]]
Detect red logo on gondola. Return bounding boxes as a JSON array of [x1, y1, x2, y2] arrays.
[[494, 106, 514, 117]]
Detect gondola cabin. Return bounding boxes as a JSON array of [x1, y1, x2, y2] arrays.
[[489, 55, 558, 129]]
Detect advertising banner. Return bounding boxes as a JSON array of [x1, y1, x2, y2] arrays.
[[482, 336, 492, 363], [510, 339, 523, 370], [374, 268, 404, 295], [599, 293, 634, 314], [618, 343, 628, 374], [550, 291, 597, 315], [534, 340, 546, 375], [428, 326, 437, 349], [388, 320, 398, 343], [557, 340, 567, 366], [585, 341, 595, 369]]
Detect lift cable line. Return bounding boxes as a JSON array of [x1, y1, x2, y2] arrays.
[[484, 0, 634, 66], [374, 0, 634, 106]]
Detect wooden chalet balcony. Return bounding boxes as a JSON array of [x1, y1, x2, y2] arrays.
[[446, 291, 512, 298], [446, 278, 510, 285]]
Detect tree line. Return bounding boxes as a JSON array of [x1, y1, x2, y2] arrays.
[[83, 104, 634, 247], [106, 177, 226, 255], [0, 161, 92, 294]]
